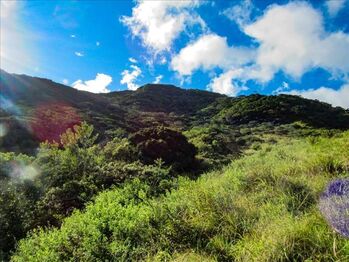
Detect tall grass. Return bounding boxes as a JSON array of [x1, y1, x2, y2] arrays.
[[12, 131, 349, 261]]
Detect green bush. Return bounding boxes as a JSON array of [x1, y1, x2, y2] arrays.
[[12, 132, 349, 261], [130, 126, 197, 171]]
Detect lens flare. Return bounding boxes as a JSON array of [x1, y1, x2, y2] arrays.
[[30, 102, 81, 143], [0, 95, 21, 116], [10, 161, 40, 180], [319, 179, 349, 238], [0, 122, 8, 137]]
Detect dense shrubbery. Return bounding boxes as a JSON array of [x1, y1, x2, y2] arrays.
[[2, 121, 348, 260], [11, 131, 349, 261], [0, 122, 191, 260], [214, 94, 349, 129], [130, 126, 197, 171]]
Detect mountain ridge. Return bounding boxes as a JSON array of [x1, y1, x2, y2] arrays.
[[1, 69, 349, 155]]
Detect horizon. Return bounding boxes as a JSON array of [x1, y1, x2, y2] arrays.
[[0, 0, 348, 108], [3, 68, 345, 103]]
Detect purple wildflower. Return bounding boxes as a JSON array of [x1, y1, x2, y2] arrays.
[[319, 179, 349, 238]]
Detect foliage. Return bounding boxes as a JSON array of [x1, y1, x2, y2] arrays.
[[214, 94, 349, 129], [130, 126, 197, 171], [12, 132, 349, 261], [0, 152, 39, 261], [0, 181, 39, 261], [2, 70, 349, 261], [0, 123, 176, 259], [2, 69, 349, 155], [103, 137, 138, 162]]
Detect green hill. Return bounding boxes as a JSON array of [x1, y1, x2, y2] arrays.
[[1, 69, 349, 156], [1, 69, 349, 261]]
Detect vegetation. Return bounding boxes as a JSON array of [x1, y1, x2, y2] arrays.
[[130, 126, 197, 171], [1, 70, 349, 261], [1, 70, 349, 155], [11, 131, 349, 261], [0, 123, 176, 260]]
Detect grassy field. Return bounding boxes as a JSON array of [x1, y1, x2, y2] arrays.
[[12, 131, 349, 261]]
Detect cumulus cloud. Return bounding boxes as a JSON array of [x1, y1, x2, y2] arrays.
[[74, 51, 84, 57], [325, 0, 346, 17], [120, 65, 142, 90], [208, 69, 248, 96], [72, 73, 112, 93], [286, 83, 349, 109], [243, 1, 349, 82], [172, 2, 349, 98], [120, 0, 205, 53], [221, 0, 254, 28], [171, 34, 255, 76], [153, 75, 163, 84]]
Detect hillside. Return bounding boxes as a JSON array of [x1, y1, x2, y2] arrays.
[[1, 70, 349, 261], [12, 132, 349, 261], [1, 69, 349, 155]]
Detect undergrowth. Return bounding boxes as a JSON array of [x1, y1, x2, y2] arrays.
[[12, 131, 349, 261]]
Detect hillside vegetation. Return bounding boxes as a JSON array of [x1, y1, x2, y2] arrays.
[[1, 70, 349, 261], [12, 131, 349, 261], [1, 69, 349, 156]]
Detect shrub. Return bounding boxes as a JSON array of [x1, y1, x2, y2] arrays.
[[130, 126, 197, 171]]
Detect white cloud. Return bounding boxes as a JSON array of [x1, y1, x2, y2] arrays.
[[170, 1, 349, 100], [171, 34, 255, 75], [120, 65, 142, 90], [129, 57, 138, 63], [325, 0, 346, 17], [62, 79, 69, 85], [243, 1, 349, 82], [207, 69, 248, 96], [286, 83, 349, 109], [160, 56, 167, 64], [75, 51, 84, 57], [72, 73, 112, 93], [153, 75, 163, 84], [221, 0, 254, 28], [120, 0, 205, 53], [273, 81, 290, 94]]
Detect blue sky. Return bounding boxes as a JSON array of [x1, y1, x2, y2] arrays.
[[0, 0, 348, 108]]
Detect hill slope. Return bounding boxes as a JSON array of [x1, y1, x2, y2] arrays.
[[12, 132, 349, 261], [2, 69, 349, 261], [1, 69, 349, 155]]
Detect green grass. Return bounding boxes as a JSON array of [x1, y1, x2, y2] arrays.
[[12, 131, 349, 261]]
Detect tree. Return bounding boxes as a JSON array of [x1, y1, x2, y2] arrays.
[[130, 126, 197, 171], [34, 122, 103, 226]]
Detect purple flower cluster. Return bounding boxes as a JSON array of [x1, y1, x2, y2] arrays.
[[319, 179, 349, 238]]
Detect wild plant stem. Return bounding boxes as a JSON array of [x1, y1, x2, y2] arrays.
[[333, 231, 337, 258]]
